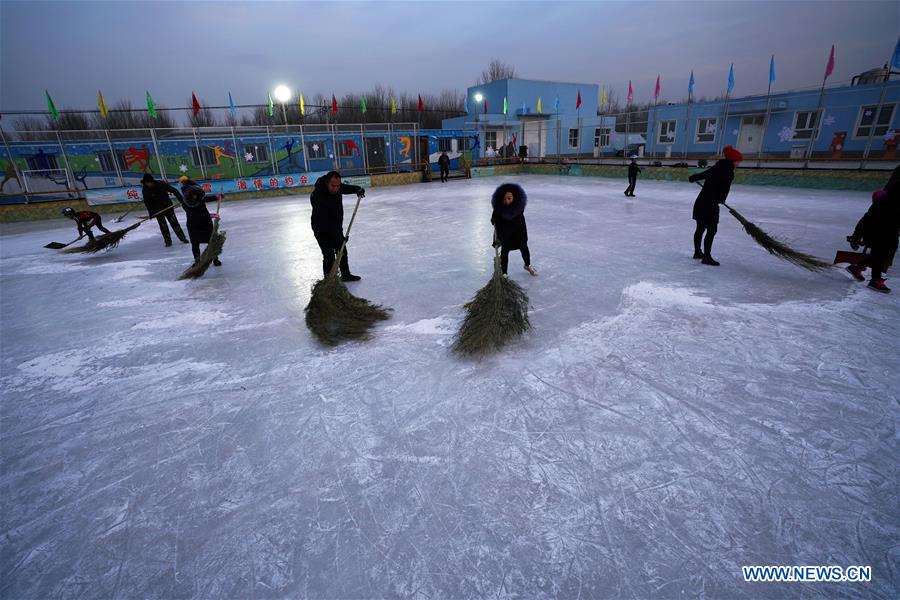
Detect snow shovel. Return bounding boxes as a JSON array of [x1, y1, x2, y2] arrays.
[[45, 235, 84, 250]]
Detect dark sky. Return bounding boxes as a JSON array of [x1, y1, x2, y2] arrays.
[[1, 0, 898, 113]]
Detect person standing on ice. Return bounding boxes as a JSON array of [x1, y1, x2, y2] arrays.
[[438, 151, 451, 183], [177, 176, 221, 267], [491, 183, 537, 277], [846, 165, 900, 293], [688, 145, 743, 266], [61, 207, 111, 242], [624, 157, 641, 197], [310, 171, 364, 281], [140, 174, 188, 247]]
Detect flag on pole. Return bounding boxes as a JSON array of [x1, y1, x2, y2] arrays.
[[191, 92, 201, 116], [627, 81, 633, 104], [267, 93, 274, 117], [688, 70, 695, 98], [654, 75, 660, 100], [727, 63, 735, 93], [464, 95, 468, 113], [503, 96, 508, 115], [361, 95, 367, 114], [537, 96, 542, 113], [45, 91, 59, 121], [554, 96, 560, 112], [391, 96, 396, 115], [521, 101, 526, 114], [600, 88, 607, 107], [824, 44, 835, 80], [769, 55, 776, 84], [418, 95, 424, 113], [228, 92, 236, 116], [483, 98, 488, 114], [892, 35, 900, 70], [576, 90, 582, 109], [97, 90, 108, 119], [299, 93, 305, 116], [331, 94, 338, 115], [146, 91, 157, 119]]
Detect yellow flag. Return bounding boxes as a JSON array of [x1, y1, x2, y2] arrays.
[[537, 96, 542, 114], [98, 90, 109, 119], [391, 96, 396, 115], [299, 93, 305, 116], [600, 88, 607, 107]]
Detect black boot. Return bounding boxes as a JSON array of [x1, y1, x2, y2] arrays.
[[701, 254, 720, 266], [213, 259, 222, 267], [341, 273, 361, 282], [693, 250, 703, 259]]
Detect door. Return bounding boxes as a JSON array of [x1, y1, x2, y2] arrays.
[[418, 137, 430, 168], [737, 117, 764, 155], [365, 137, 385, 170], [524, 121, 544, 158]]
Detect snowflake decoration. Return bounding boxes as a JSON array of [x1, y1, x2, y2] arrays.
[[244, 152, 254, 161], [778, 126, 796, 142], [385, 142, 391, 147], [823, 115, 835, 126], [94, 157, 101, 163], [179, 164, 188, 173], [328, 153, 334, 159], [705, 123, 716, 134], [864, 110, 873, 117], [312, 144, 319, 152], [732, 129, 739, 136], [884, 130, 897, 142]]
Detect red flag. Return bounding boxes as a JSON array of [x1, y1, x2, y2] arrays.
[[576, 90, 582, 109], [191, 93, 200, 116], [417, 95, 424, 113], [627, 80, 633, 104], [654, 75, 660, 100], [483, 98, 488, 113], [824, 44, 835, 80], [331, 95, 338, 115]]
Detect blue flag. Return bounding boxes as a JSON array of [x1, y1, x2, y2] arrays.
[[688, 70, 695, 97], [554, 96, 560, 112], [892, 36, 900, 70], [769, 55, 776, 83], [727, 63, 735, 93], [521, 101, 526, 114], [464, 95, 468, 114], [228, 92, 236, 116]]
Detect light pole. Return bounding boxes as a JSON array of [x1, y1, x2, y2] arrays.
[[475, 93, 484, 159], [274, 85, 291, 128]]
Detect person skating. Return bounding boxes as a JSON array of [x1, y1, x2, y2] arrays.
[[61, 207, 111, 242], [491, 183, 537, 277], [178, 176, 221, 267], [625, 157, 641, 197], [438, 151, 451, 183], [140, 173, 188, 247], [310, 171, 364, 281], [688, 145, 743, 266], [846, 166, 900, 293]]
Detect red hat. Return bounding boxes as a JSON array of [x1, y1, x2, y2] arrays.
[[723, 145, 743, 162], [872, 189, 887, 202]]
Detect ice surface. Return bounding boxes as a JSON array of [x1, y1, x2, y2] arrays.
[[1, 175, 898, 598]]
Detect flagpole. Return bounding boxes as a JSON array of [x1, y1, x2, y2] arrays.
[[682, 93, 692, 161], [760, 57, 774, 167], [804, 76, 827, 169], [861, 55, 896, 169], [718, 92, 731, 157]]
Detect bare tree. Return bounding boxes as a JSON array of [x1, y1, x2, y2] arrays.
[[476, 59, 518, 85], [187, 97, 219, 128]]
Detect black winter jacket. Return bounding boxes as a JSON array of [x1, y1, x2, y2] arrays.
[[689, 159, 735, 223], [628, 163, 642, 180], [491, 183, 528, 249], [852, 166, 900, 253], [141, 181, 182, 215], [310, 174, 363, 235]]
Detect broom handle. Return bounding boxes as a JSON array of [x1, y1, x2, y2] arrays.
[[331, 193, 364, 277]]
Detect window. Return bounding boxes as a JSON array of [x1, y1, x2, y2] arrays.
[[242, 143, 269, 163], [854, 104, 895, 138], [594, 128, 611, 148], [793, 110, 821, 140], [658, 120, 677, 144], [190, 146, 218, 167], [568, 128, 579, 148], [438, 138, 453, 152], [26, 153, 60, 171], [305, 141, 327, 159], [695, 118, 717, 143], [457, 137, 469, 151], [485, 131, 497, 151], [95, 151, 127, 171]]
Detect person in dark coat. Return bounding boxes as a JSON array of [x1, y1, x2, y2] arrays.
[[491, 183, 538, 276], [310, 171, 364, 281], [846, 165, 900, 292], [438, 151, 451, 183], [178, 176, 221, 266], [625, 157, 641, 197], [688, 145, 743, 265], [61, 207, 111, 241], [140, 173, 188, 247]]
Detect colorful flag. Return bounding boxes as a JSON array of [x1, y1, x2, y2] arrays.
[[229, 92, 236, 116], [688, 71, 695, 98], [521, 101, 526, 114], [537, 96, 542, 113], [627, 81, 633, 104], [418, 95, 424, 112], [146, 91, 157, 119], [554, 96, 560, 112], [769, 55, 776, 84], [299, 93, 305, 116], [576, 90, 582, 109], [97, 90, 108, 119], [45, 91, 59, 121], [824, 44, 835, 80], [267, 93, 274, 117], [892, 35, 900, 70], [464, 95, 468, 113], [600, 88, 607, 107], [191, 93, 201, 116], [331, 94, 338, 115], [727, 63, 735, 93], [654, 75, 660, 100], [391, 96, 396, 115], [503, 96, 508, 115], [483, 98, 488, 114], [361, 95, 367, 114]]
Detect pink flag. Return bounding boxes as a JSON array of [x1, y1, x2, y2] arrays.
[[824, 45, 835, 80], [654, 75, 660, 100], [576, 90, 582, 109], [627, 80, 633, 104]]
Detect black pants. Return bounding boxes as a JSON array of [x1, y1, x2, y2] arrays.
[[501, 244, 531, 274], [694, 220, 718, 256], [440, 167, 449, 182], [85, 216, 112, 241], [858, 244, 896, 280], [155, 211, 187, 246], [314, 231, 351, 277], [625, 177, 637, 196]]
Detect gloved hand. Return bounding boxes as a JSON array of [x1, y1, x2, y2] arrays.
[[492, 239, 500, 248], [688, 174, 698, 183], [357, 189, 365, 198], [846, 235, 861, 250], [343, 235, 349, 243]]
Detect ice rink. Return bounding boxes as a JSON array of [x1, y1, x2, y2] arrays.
[[2, 174, 898, 598]]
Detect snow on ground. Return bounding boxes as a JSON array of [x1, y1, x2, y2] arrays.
[[1, 175, 897, 598]]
